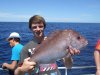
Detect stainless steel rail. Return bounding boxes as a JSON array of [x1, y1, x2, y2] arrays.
[[0, 66, 96, 75], [58, 66, 96, 75]]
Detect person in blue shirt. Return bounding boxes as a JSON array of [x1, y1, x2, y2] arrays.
[[2, 32, 23, 75]]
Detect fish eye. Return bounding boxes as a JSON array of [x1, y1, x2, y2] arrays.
[[77, 36, 81, 40]]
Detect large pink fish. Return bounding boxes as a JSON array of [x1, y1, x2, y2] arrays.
[[30, 29, 88, 68]]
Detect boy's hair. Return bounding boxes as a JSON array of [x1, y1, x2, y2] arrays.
[[29, 15, 46, 29], [8, 38, 20, 42]]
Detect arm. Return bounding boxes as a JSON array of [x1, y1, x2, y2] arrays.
[[15, 57, 36, 75], [2, 61, 17, 70], [14, 67, 25, 75], [94, 50, 100, 69], [94, 50, 100, 75]]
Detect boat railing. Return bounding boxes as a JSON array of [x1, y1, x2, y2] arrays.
[[58, 66, 96, 75], [0, 66, 96, 75]]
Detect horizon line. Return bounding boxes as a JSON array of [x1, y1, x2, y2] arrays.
[[0, 21, 100, 23]]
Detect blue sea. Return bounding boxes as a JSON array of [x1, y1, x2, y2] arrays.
[[0, 22, 100, 75]]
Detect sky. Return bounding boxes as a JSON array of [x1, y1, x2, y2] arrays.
[[0, 0, 100, 23]]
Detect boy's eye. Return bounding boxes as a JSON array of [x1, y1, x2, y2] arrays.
[[32, 26, 37, 29], [32, 26, 44, 29], [39, 26, 44, 28]]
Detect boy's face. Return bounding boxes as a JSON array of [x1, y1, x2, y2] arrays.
[[8, 39, 15, 47], [31, 23, 44, 37]]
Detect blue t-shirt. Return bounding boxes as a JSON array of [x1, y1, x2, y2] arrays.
[[11, 44, 23, 61]]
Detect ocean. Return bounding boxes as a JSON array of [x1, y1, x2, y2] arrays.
[[0, 22, 99, 75]]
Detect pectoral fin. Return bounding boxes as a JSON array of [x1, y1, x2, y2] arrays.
[[63, 56, 73, 69]]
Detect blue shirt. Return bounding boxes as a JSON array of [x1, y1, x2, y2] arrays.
[[11, 43, 23, 61]]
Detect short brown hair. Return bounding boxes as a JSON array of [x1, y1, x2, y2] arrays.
[[29, 15, 46, 29]]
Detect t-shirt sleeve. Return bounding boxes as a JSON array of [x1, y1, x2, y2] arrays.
[[19, 45, 29, 64], [19, 41, 37, 64], [95, 39, 100, 50]]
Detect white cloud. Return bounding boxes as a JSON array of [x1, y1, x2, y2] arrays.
[[81, 13, 92, 17], [47, 17, 81, 22], [0, 12, 30, 22]]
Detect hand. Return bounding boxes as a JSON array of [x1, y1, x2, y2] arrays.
[[2, 63, 8, 69], [20, 57, 36, 72], [69, 48, 80, 55]]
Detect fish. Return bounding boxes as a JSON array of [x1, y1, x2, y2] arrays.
[[30, 29, 88, 68]]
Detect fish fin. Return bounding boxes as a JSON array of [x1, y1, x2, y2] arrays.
[[63, 56, 73, 69]]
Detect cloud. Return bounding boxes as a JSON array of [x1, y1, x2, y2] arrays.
[[0, 12, 30, 22], [47, 17, 80, 22], [81, 13, 92, 17], [0, 12, 80, 22]]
